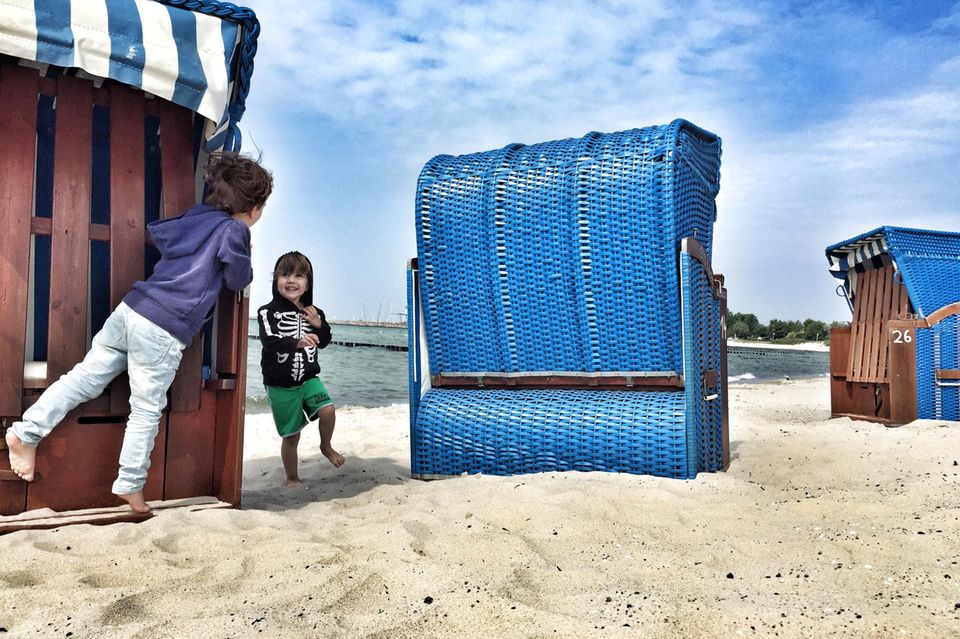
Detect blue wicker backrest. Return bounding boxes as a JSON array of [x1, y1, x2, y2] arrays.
[[883, 227, 960, 317], [415, 119, 722, 375]]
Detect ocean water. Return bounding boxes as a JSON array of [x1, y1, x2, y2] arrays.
[[245, 321, 829, 411], [246, 321, 409, 413]]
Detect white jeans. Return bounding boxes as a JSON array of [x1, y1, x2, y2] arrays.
[[12, 302, 187, 495]]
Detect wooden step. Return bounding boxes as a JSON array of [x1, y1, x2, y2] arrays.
[[0, 495, 233, 534]]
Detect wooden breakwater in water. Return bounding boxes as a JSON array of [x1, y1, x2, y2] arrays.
[[728, 345, 827, 362], [330, 340, 407, 351], [329, 320, 407, 329], [246, 342, 819, 357]]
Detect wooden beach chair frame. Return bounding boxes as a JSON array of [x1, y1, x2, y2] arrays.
[[0, 0, 261, 531]]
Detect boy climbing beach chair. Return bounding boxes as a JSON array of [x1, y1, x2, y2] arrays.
[[407, 120, 730, 479], [0, 0, 263, 529]]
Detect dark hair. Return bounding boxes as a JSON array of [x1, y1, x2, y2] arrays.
[[203, 152, 273, 214], [273, 251, 312, 279]]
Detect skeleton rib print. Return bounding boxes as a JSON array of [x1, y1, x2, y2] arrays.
[[261, 309, 318, 383]]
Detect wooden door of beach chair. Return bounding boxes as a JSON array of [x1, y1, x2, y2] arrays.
[[0, 0, 261, 528]]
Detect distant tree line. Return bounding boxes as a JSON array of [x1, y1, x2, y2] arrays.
[[728, 312, 846, 343]]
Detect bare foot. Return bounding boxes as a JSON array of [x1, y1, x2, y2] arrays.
[[284, 478, 303, 488], [321, 446, 345, 468], [5, 429, 36, 481], [115, 491, 151, 513]]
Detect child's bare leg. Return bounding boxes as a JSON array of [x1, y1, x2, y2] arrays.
[[115, 491, 151, 513], [317, 405, 344, 467], [5, 430, 37, 481], [281, 432, 302, 486]]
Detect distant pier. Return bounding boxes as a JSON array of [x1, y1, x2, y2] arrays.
[[331, 340, 407, 351]]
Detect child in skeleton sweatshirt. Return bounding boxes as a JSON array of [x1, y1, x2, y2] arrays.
[[257, 251, 344, 485]]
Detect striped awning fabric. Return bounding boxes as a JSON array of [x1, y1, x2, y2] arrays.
[[0, 0, 258, 151], [825, 228, 888, 278], [825, 227, 893, 308]]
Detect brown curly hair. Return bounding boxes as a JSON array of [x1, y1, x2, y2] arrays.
[[203, 152, 273, 214]]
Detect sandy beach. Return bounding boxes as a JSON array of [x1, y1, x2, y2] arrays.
[[1, 377, 958, 638]]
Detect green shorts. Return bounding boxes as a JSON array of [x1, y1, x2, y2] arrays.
[[266, 377, 334, 438]]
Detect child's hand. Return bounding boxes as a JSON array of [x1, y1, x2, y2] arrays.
[[297, 334, 320, 349], [301, 306, 324, 328]]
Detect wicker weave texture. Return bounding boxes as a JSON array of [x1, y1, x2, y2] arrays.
[[681, 252, 725, 473], [407, 246, 726, 479], [881, 227, 960, 317], [916, 316, 960, 420], [416, 119, 721, 375], [412, 388, 692, 478]]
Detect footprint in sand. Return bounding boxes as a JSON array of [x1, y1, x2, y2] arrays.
[[0, 569, 43, 588], [151, 532, 182, 554], [403, 520, 432, 557], [99, 593, 147, 626]]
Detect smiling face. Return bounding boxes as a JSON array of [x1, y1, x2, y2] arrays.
[[276, 270, 309, 307]]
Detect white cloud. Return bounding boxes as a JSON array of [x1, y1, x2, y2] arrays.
[[237, 0, 960, 322]]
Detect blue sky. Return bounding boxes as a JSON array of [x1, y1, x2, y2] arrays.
[[237, 0, 959, 323]]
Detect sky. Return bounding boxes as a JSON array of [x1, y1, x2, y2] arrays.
[[236, 0, 960, 324]]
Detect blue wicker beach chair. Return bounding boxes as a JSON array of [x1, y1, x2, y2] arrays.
[[826, 226, 960, 423], [407, 120, 729, 479]]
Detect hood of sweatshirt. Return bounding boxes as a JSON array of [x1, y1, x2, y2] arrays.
[[271, 251, 314, 308], [148, 204, 242, 259]]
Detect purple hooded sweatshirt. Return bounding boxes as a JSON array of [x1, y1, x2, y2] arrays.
[[123, 204, 253, 344]]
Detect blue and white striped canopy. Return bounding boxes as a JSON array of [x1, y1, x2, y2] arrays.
[[0, 0, 258, 151]]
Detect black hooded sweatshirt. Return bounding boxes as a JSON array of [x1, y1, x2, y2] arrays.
[[257, 253, 332, 387]]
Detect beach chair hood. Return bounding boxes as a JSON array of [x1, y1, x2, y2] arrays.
[[0, 0, 259, 152], [826, 226, 960, 318]]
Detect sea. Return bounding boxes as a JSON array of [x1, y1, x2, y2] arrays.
[[245, 320, 830, 412]]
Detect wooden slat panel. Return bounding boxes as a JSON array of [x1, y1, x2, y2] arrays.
[[171, 335, 203, 411], [432, 374, 685, 390], [0, 497, 230, 535], [0, 64, 38, 415], [846, 265, 907, 384], [847, 270, 867, 380], [164, 392, 216, 499], [108, 85, 147, 415], [888, 319, 919, 424], [25, 415, 166, 511], [899, 278, 911, 317], [158, 101, 195, 219], [829, 326, 851, 377], [158, 100, 201, 412], [926, 302, 960, 326], [864, 268, 883, 381], [216, 289, 242, 376], [214, 295, 249, 506], [47, 76, 92, 381], [865, 267, 888, 382], [847, 268, 873, 381], [1, 415, 29, 514], [875, 267, 894, 383], [27, 217, 109, 240], [109, 85, 146, 307]]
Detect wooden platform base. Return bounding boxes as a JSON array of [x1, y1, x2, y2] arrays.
[[0, 495, 233, 535]]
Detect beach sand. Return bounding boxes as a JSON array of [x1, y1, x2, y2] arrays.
[[1, 378, 958, 638]]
